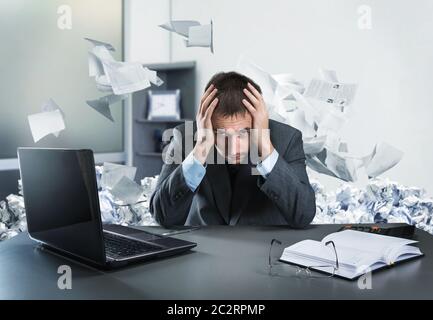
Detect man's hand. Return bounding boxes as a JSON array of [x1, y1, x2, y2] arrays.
[[193, 84, 219, 164], [242, 83, 274, 160]]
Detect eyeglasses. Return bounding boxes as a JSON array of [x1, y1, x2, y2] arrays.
[[267, 239, 339, 279]]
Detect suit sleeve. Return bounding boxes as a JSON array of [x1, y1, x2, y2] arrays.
[[256, 130, 316, 228], [149, 127, 199, 226]]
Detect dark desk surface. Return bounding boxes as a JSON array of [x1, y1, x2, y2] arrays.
[[0, 224, 432, 299]]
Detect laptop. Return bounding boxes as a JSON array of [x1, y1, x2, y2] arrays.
[[17, 148, 196, 269]]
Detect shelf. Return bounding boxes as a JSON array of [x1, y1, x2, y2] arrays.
[[143, 61, 196, 71], [135, 118, 192, 124], [132, 61, 196, 179]]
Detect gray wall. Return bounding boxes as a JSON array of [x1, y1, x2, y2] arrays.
[[0, 0, 124, 158], [0, 0, 124, 197]]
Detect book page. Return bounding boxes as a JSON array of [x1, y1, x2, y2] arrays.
[[283, 239, 380, 269], [322, 230, 417, 263]]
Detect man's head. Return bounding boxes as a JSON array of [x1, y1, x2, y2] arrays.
[[204, 72, 262, 164]]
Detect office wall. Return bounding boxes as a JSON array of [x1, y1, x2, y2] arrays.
[[0, 0, 124, 197], [0, 0, 124, 158], [168, 0, 433, 194], [124, 0, 170, 165], [125, 0, 170, 64]]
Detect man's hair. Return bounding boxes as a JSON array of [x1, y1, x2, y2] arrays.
[[205, 71, 262, 117]]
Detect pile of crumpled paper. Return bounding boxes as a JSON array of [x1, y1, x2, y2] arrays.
[[1, 173, 432, 241], [0, 194, 27, 241], [95, 165, 159, 226], [0, 166, 160, 241], [311, 178, 433, 234]]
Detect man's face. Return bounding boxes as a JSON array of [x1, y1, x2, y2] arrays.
[[212, 112, 252, 164]]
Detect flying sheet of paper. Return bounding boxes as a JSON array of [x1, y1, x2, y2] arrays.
[[237, 56, 311, 123], [323, 132, 342, 152], [284, 109, 317, 138], [338, 142, 349, 153], [159, 20, 214, 52], [110, 176, 144, 205], [28, 109, 65, 143], [306, 154, 339, 179], [41, 98, 63, 114], [363, 142, 404, 178], [95, 75, 114, 93], [88, 51, 105, 78], [100, 162, 137, 190], [91, 45, 116, 64], [303, 136, 327, 155], [272, 73, 305, 102], [291, 91, 320, 126], [318, 107, 347, 132], [304, 78, 357, 107], [143, 67, 164, 86], [324, 149, 358, 182], [102, 61, 151, 95], [85, 38, 162, 95], [42, 98, 65, 138], [186, 22, 213, 52], [159, 20, 201, 37], [84, 37, 115, 51], [86, 94, 127, 122], [40, 98, 65, 137], [319, 68, 338, 83], [236, 55, 278, 109]]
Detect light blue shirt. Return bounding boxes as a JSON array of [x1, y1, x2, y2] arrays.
[[255, 148, 279, 178], [181, 149, 280, 192]]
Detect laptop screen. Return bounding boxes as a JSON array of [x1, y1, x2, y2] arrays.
[[18, 148, 106, 265]]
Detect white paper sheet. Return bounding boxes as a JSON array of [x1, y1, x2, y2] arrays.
[[159, 20, 214, 52], [85, 38, 162, 95], [27, 109, 65, 143], [84, 37, 115, 51], [88, 51, 105, 77], [110, 176, 144, 205], [86, 94, 127, 122], [319, 68, 338, 83], [186, 23, 212, 47], [363, 142, 404, 178], [159, 20, 200, 37], [304, 78, 357, 107], [143, 67, 164, 86], [324, 149, 358, 182], [103, 61, 151, 95], [303, 136, 327, 155], [100, 162, 137, 190], [40, 98, 65, 137]]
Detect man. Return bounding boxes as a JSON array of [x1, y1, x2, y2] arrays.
[[150, 72, 316, 227]]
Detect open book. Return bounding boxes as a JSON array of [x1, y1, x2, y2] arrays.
[[280, 230, 423, 280]]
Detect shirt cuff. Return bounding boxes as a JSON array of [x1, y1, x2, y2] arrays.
[[256, 149, 279, 179], [181, 151, 207, 192]]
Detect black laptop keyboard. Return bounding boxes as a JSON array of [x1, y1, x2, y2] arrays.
[[104, 232, 162, 259]]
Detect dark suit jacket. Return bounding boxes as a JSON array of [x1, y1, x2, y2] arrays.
[[150, 119, 316, 228]]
